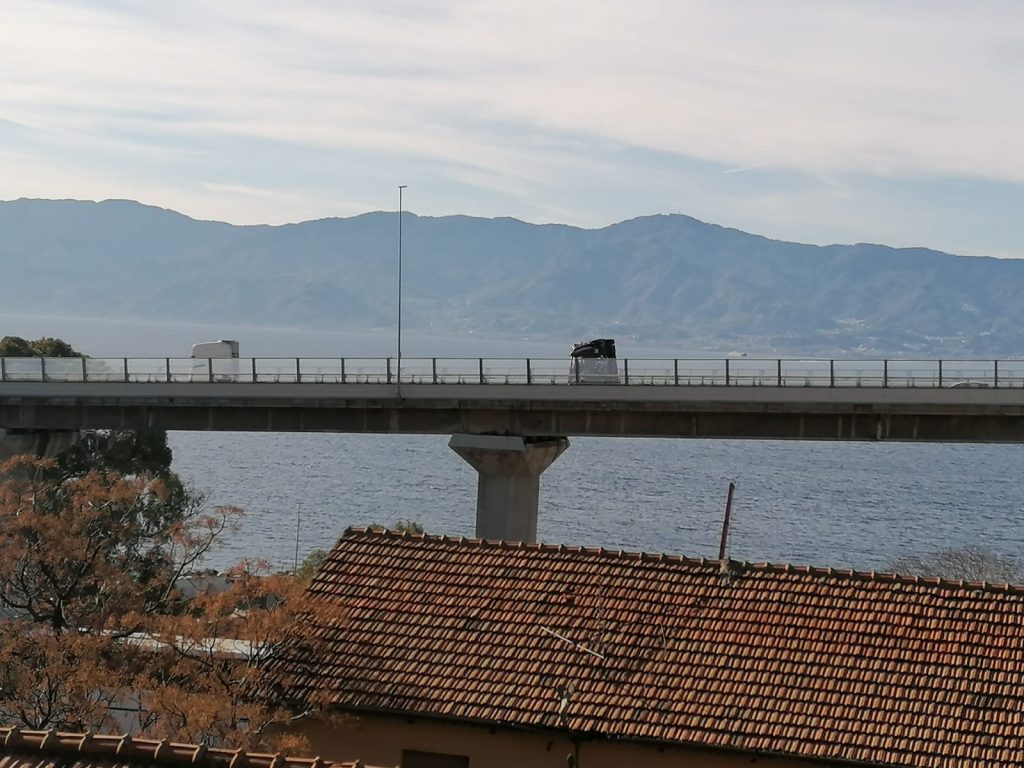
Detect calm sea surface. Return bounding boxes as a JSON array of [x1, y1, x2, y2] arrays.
[[167, 432, 1024, 573]]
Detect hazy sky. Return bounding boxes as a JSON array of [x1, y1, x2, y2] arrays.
[[2, 1, 1022, 256]]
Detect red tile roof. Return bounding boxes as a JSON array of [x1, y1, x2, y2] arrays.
[[270, 529, 1024, 768], [0, 729, 377, 768]]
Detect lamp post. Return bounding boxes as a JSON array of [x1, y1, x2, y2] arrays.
[[397, 185, 407, 391]]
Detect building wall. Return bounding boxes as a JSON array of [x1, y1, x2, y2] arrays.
[[296, 713, 847, 768]]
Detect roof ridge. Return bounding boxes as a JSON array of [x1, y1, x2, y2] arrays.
[[342, 528, 1024, 596], [345, 527, 698, 564], [0, 729, 354, 768]]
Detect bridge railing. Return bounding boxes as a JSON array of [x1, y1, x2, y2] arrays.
[[2, 356, 1023, 387]]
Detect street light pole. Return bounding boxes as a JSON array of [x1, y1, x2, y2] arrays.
[[397, 185, 407, 392]]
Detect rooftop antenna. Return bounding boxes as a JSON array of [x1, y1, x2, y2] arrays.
[[718, 482, 735, 560]]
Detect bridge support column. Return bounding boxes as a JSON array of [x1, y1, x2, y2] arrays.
[[448, 434, 569, 543], [0, 428, 80, 463]]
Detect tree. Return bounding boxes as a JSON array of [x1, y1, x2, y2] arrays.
[[1, 336, 333, 745], [295, 549, 328, 582], [0, 455, 234, 730], [0, 336, 33, 357], [0, 625, 119, 731], [128, 562, 343, 750], [0, 456, 231, 634], [887, 547, 1021, 583], [52, 428, 177, 481], [28, 337, 82, 357], [0, 456, 337, 749], [0, 335, 82, 358]]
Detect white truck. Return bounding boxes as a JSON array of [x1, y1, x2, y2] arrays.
[[191, 340, 240, 381]]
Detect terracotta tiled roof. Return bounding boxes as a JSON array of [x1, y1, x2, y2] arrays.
[[269, 529, 1024, 768], [0, 728, 376, 768]]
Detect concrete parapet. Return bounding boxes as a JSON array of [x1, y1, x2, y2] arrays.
[[449, 434, 569, 543]]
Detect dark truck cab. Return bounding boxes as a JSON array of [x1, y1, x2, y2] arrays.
[[569, 338, 619, 383]]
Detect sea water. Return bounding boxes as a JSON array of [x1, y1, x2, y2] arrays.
[[167, 432, 1024, 573]]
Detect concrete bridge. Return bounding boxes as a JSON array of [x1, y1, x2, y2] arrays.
[[4, 354, 1024, 542]]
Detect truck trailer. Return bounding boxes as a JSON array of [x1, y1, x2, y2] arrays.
[[191, 340, 240, 381]]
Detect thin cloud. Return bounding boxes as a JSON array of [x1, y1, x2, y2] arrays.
[[723, 164, 767, 175], [0, 0, 1022, 254]]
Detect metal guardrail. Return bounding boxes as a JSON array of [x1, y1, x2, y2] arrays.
[[1, 356, 1023, 388]]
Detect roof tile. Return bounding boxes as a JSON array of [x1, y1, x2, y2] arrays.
[[0, 729, 377, 768], [268, 529, 1024, 767]]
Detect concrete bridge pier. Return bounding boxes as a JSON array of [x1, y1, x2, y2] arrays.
[[0, 428, 80, 463], [449, 434, 569, 543], [0, 428, 80, 480]]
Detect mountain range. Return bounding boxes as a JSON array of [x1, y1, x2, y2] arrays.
[[3, 198, 1021, 357]]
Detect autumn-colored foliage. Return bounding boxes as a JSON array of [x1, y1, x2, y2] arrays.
[[0, 455, 336, 749], [126, 562, 342, 751], [0, 455, 231, 633], [0, 624, 119, 730]]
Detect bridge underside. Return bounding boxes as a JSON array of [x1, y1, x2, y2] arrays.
[[6, 400, 1024, 442]]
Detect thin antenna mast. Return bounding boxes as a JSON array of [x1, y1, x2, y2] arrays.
[[397, 184, 407, 397], [718, 482, 735, 560]]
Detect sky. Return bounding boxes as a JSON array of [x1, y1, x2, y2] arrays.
[[1, 0, 1023, 257]]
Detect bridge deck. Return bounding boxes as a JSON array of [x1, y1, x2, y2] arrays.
[[4, 377, 1024, 442]]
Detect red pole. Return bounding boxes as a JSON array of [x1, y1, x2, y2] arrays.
[[718, 482, 735, 560]]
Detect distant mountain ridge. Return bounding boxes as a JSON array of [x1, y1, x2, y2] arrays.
[[3, 197, 1021, 356]]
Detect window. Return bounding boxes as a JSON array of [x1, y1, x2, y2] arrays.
[[401, 749, 470, 768]]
